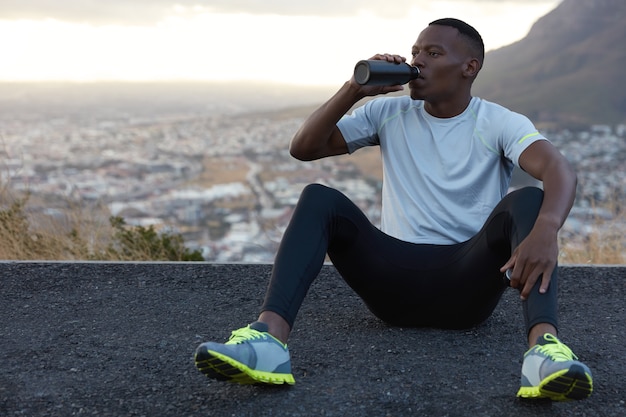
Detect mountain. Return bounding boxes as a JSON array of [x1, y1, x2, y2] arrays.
[[472, 0, 626, 127]]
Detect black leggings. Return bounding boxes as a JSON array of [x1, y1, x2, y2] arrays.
[[262, 184, 558, 334]]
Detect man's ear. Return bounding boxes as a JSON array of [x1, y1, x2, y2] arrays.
[[463, 58, 481, 78]]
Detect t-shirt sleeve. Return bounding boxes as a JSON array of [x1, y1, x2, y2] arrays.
[[500, 111, 548, 167], [337, 100, 381, 154]]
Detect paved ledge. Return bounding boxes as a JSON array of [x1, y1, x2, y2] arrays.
[[1, 263, 624, 417]]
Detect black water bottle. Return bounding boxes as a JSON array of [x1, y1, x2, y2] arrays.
[[354, 60, 420, 86]]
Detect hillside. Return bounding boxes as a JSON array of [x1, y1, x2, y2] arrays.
[[473, 0, 626, 127]]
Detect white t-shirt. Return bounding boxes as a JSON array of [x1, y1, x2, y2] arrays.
[[337, 95, 546, 244]]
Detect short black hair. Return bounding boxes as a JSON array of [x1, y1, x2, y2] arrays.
[[429, 18, 484, 63]]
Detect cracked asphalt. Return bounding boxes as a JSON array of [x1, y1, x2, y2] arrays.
[[1, 262, 624, 416]]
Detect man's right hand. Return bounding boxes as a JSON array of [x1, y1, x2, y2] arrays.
[[348, 53, 408, 97]]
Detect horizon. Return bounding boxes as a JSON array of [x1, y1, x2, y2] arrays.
[[0, 79, 342, 119]]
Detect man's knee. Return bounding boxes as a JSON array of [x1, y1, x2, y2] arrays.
[[507, 187, 544, 211], [505, 187, 544, 225], [300, 183, 330, 198], [298, 183, 344, 208], [508, 185, 543, 200]]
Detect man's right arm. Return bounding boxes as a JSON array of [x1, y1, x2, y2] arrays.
[[289, 81, 364, 161], [289, 54, 406, 162]]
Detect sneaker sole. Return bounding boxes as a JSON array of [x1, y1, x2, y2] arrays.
[[195, 348, 295, 385], [517, 364, 593, 401]]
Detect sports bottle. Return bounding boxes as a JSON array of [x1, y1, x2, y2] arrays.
[[353, 60, 420, 85]]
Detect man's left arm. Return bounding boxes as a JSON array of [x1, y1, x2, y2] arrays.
[[501, 140, 577, 300]]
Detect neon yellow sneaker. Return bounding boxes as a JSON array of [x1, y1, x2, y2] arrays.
[[194, 321, 295, 385], [517, 333, 592, 401]]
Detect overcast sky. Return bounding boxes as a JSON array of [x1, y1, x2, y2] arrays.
[[0, 0, 560, 22], [0, 0, 561, 84]]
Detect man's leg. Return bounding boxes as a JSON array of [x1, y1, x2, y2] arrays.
[[486, 187, 593, 401], [481, 187, 560, 339], [195, 184, 388, 384]]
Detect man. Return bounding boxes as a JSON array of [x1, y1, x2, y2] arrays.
[[194, 18, 593, 401]]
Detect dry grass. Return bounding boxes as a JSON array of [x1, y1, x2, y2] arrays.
[[560, 231, 625, 264], [0, 193, 114, 260], [0, 187, 202, 261], [558, 198, 626, 264]]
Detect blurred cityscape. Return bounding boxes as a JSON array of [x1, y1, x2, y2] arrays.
[[0, 83, 624, 262]]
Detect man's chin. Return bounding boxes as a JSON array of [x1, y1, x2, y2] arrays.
[[409, 90, 425, 100]]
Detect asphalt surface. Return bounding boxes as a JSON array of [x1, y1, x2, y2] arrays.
[[1, 262, 624, 417]]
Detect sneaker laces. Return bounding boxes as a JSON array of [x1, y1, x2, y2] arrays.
[[226, 325, 264, 344], [536, 333, 578, 362]]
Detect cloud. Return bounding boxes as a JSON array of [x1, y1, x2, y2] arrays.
[[0, 0, 169, 24], [0, 0, 559, 25]]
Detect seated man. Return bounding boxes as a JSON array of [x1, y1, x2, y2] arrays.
[[194, 17, 593, 401]]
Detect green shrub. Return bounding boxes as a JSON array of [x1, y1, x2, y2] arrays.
[[105, 216, 204, 261]]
